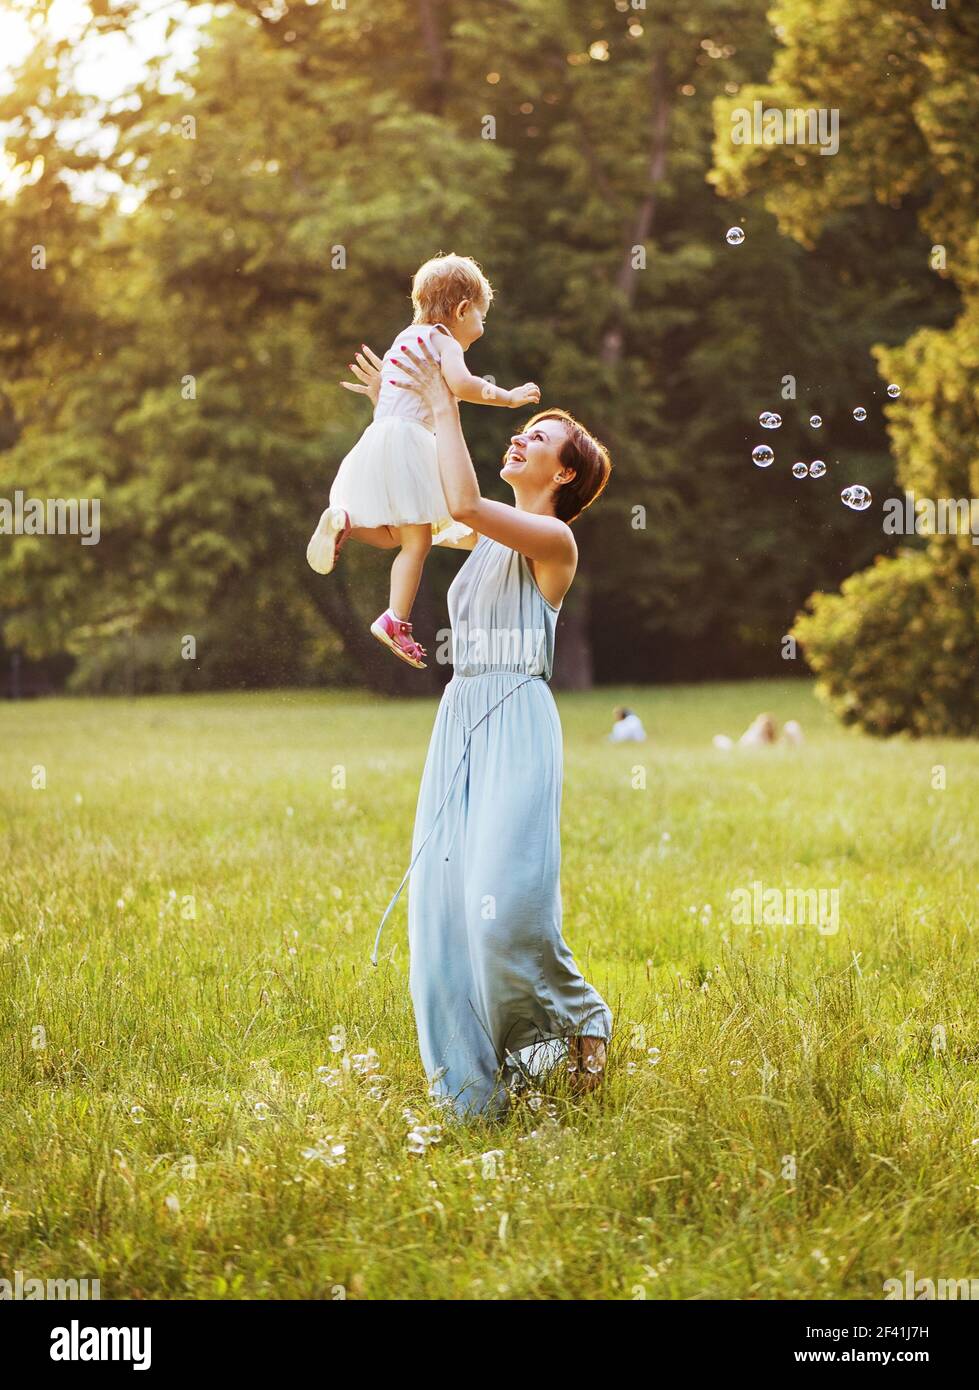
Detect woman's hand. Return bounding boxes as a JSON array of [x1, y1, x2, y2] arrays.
[[340, 344, 383, 408], [390, 339, 458, 416]]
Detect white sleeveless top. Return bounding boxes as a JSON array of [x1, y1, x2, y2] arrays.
[[373, 323, 454, 433]]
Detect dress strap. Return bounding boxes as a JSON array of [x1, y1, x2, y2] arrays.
[[370, 675, 540, 965]]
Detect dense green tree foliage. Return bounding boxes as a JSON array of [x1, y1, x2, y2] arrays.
[[0, 0, 960, 694], [715, 0, 978, 734]]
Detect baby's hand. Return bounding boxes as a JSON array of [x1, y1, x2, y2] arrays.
[[508, 382, 541, 409]]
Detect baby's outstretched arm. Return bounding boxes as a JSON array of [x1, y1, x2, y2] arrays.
[[435, 335, 540, 409]]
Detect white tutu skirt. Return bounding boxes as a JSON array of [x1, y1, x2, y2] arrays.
[[328, 418, 473, 547]]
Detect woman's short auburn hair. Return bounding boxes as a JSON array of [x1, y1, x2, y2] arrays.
[[521, 409, 612, 524], [412, 253, 494, 325]]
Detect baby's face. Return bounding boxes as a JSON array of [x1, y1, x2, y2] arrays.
[[455, 299, 486, 348]]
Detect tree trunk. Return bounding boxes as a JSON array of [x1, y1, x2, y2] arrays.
[[416, 0, 448, 115], [579, 47, 672, 688], [600, 47, 672, 368], [551, 575, 594, 691]]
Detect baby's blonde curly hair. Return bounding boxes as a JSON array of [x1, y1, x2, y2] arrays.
[[411, 253, 494, 325]]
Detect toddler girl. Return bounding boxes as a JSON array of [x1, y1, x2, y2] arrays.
[[306, 253, 540, 669]]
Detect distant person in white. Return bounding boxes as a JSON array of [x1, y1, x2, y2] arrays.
[[738, 712, 778, 747], [713, 713, 804, 750], [609, 706, 647, 742]]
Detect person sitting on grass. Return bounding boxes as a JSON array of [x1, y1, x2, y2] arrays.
[[713, 712, 804, 750], [608, 706, 647, 743]]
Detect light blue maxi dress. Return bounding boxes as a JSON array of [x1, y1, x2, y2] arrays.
[[373, 535, 613, 1120]]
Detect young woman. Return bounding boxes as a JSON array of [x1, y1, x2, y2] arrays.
[[346, 340, 613, 1119]]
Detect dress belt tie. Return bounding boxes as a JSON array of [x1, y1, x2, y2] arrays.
[[371, 674, 542, 966]]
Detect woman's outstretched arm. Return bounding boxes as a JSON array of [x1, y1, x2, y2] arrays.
[[392, 341, 576, 567]]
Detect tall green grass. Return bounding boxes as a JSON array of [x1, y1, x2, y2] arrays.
[[1, 681, 977, 1298]]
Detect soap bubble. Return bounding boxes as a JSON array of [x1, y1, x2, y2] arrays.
[[809, 415, 822, 429], [792, 462, 808, 478], [852, 406, 867, 422], [726, 226, 745, 246], [809, 460, 826, 478], [887, 383, 901, 398], [841, 484, 872, 511], [759, 411, 782, 429], [752, 444, 774, 467]]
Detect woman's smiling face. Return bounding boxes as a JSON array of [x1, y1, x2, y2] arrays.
[[501, 418, 569, 488]]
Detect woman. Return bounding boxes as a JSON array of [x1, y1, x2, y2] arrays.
[[347, 340, 613, 1120]]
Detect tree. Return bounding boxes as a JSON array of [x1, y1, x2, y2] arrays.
[[713, 0, 978, 734], [0, 0, 958, 694]]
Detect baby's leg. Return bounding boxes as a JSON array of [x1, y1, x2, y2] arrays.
[[389, 523, 432, 620], [349, 524, 400, 549]]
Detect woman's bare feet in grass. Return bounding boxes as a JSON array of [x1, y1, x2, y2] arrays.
[[568, 1036, 607, 1093]]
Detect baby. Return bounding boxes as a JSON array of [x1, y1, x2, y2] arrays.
[[307, 253, 540, 669]]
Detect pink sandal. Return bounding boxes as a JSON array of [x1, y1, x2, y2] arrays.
[[370, 610, 428, 669]]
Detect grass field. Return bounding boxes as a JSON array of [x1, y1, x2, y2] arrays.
[[2, 679, 978, 1300]]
